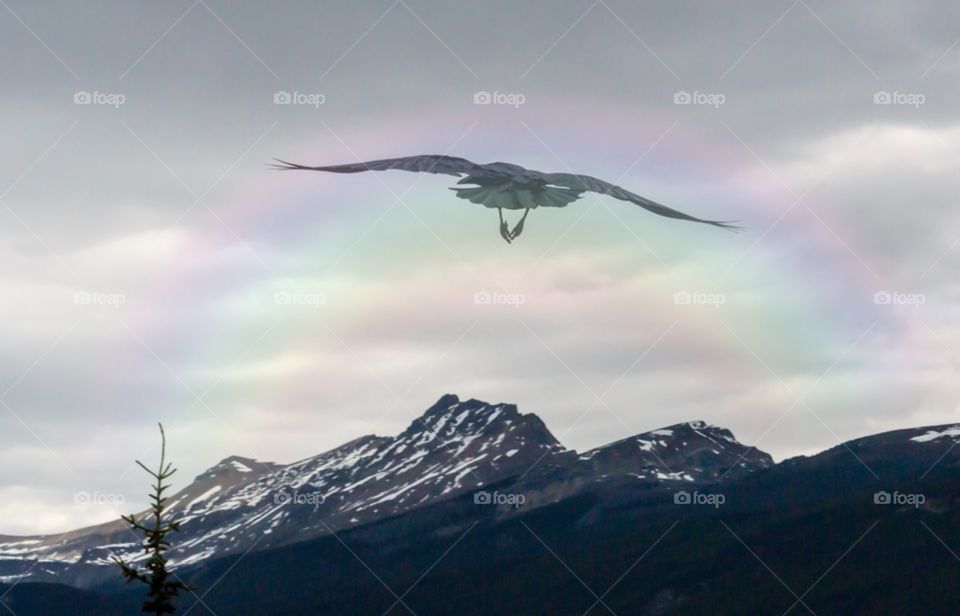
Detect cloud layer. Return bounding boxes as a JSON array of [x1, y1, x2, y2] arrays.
[[2, 0, 960, 534]]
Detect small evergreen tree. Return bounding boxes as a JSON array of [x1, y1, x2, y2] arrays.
[[114, 423, 193, 614]]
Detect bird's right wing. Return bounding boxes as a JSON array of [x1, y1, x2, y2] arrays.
[[542, 172, 741, 231], [271, 155, 491, 178]]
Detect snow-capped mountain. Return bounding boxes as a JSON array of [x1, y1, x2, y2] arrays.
[[576, 420, 774, 482], [6, 398, 960, 613], [0, 395, 770, 587]]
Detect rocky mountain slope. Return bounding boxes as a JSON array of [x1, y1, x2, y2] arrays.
[[5, 396, 960, 614], [0, 394, 771, 587]]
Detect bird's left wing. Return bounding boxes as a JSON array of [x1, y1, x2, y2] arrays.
[[271, 155, 490, 178], [541, 172, 741, 231]]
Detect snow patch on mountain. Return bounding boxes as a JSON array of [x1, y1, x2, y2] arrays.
[[911, 426, 960, 443]]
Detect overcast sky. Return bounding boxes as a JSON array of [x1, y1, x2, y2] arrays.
[[3, 0, 960, 535]]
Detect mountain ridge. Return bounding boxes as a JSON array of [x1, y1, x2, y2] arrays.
[[4, 393, 957, 594]]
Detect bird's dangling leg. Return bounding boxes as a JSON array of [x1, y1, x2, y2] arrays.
[[498, 208, 512, 244], [509, 209, 530, 240]]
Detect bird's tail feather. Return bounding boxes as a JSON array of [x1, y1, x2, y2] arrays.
[[449, 185, 583, 209]]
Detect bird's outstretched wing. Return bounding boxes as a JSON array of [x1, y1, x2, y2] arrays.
[[541, 172, 741, 231], [271, 155, 491, 178]]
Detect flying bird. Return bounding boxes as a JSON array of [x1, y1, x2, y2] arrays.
[[272, 155, 739, 243]]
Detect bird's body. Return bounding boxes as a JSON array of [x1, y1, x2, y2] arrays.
[[451, 173, 583, 210], [272, 154, 739, 242]]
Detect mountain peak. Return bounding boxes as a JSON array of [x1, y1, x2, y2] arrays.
[[193, 455, 280, 484], [660, 421, 744, 445], [433, 392, 461, 408], [216, 455, 260, 469], [411, 395, 524, 436], [577, 420, 772, 482]]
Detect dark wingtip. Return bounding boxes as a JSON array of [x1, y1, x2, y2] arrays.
[[710, 220, 744, 233], [268, 158, 306, 171]]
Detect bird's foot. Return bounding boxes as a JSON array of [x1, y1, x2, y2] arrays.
[[499, 220, 513, 244], [508, 210, 529, 240]]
